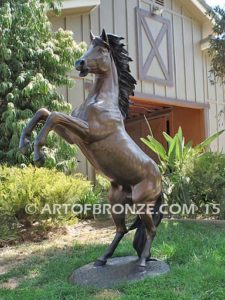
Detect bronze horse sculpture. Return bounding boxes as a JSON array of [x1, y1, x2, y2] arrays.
[[19, 29, 163, 270]]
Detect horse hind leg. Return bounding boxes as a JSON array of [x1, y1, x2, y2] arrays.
[[132, 180, 161, 270], [138, 213, 156, 270], [152, 192, 164, 228], [132, 193, 163, 263], [94, 183, 128, 267]]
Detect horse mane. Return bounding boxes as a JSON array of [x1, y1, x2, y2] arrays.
[[107, 34, 137, 118]]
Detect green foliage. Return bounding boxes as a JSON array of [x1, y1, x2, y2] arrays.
[[0, 213, 18, 244], [188, 152, 225, 218], [0, 0, 86, 170], [208, 6, 225, 83], [92, 174, 111, 220], [0, 165, 98, 241], [142, 127, 225, 217], [73, 175, 112, 219], [95, 174, 111, 194]]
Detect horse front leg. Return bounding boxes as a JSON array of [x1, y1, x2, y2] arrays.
[[19, 108, 50, 155], [94, 183, 129, 267], [33, 112, 89, 166]]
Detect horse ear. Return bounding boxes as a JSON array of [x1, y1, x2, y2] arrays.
[[90, 31, 95, 41], [101, 29, 109, 44]]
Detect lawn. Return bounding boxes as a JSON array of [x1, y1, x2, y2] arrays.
[[0, 220, 225, 300]]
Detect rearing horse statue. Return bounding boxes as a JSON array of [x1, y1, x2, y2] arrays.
[[19, 29, 163, 270]]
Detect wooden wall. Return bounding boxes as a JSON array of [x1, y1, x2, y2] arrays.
[[50, 0, 225, 176], [172, 106, 205, 146], [50, 13, 94, 177]]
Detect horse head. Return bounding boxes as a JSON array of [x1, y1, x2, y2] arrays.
[[75, 29, 111, 77]]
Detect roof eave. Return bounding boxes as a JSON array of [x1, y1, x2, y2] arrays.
[[49, 0, 100, 16], [190, 0, 212, 22]]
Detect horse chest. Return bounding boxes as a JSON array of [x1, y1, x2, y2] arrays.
[[86, 103, 111, 125]]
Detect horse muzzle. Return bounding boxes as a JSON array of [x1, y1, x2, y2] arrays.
[[75, 59, 89, 77]]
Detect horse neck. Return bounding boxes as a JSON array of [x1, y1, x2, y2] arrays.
[[89, 57, 119, 108]]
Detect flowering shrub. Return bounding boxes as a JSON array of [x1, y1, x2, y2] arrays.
[[0, 0, 86, 171]]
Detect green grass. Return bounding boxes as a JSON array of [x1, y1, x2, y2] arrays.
[[0, 221, 225, 300]]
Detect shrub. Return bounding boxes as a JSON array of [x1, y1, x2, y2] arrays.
[[0, 165, 98, 241], [187, 152, 225, 218], [94, 174, 110, 197]]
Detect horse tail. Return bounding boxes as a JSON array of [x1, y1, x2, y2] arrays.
[[128, 192, 164, 258]]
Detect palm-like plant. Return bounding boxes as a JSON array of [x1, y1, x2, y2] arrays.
[[141, 127, 225, 206], [141, 127, 224, 174]]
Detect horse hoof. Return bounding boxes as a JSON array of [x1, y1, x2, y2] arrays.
[[34, 155, 45, 167], [138, 258, 147, 272], [19, 145, 28, 155], [138, 265, 146, 273], [19, 142, 30, 155], [94, 259, 107, 267]]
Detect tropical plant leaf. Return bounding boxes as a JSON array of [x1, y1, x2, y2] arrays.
[[175, 134, 183, 162], [185, 141, 192, 148], [195, 130, 225, 151], [167, 135, 178, 169], [141, 137, 167, 161], [163, 132, 173, 145], [168, 134, 177, 158], [177, 127, 183, 143]]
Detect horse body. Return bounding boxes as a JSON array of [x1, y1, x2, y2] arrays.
[[70, 72, 161, 188], [19, 30, 163, 270], [84, 130, 160, 186]]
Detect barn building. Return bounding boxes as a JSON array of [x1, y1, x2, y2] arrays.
[[49, 0, 225, 179]]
